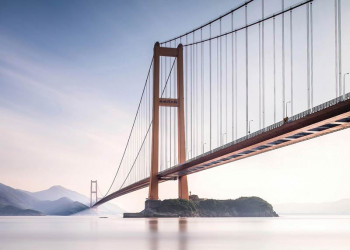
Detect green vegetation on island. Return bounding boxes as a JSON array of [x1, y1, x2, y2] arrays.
[[125, 196, 278, 218]]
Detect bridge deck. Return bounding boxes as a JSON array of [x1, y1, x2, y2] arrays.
[[94, 94, 350, 207]]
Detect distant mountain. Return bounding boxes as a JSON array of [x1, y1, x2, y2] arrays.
[[0, 183, 38, 209], [0, 205, 43, 216], [27, 185, 124, 215], [274, 199, 350, 215], [30, 185, 88, 204], [0, 183, 88, 216]]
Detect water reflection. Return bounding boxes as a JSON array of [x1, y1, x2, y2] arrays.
[[148, 219, 158, 250], [148, 218, 188, 250], [2, 216, 350, 250], [178, 218, 188, 250]]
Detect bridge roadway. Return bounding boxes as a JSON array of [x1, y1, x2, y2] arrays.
[[94, 93, 350, 207]]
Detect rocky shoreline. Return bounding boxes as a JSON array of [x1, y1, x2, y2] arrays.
[[124, 196, 278, 218]]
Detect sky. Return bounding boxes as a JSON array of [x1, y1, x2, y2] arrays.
[[0, 0, 349, 212]]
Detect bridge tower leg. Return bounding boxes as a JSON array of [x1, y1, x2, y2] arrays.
[[148, 42, 160, 200], [148, 42, 189, 201], [176, 44, 189, 200]]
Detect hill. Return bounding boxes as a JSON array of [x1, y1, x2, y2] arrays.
[[30, 185, 88, 203], [0, 183, 88, 215]]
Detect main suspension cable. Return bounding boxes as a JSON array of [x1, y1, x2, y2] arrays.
[[102, 58, 154, 198], [119, 59, 177, 190], [160, 0, 255, 45], [183, 0, 313, 47]]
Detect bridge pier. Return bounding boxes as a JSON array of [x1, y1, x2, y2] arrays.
[[148, 42, 189, 201], [178, 176, 189, 200]]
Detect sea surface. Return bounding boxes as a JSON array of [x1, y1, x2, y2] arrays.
[[0, 215, 350, 250]]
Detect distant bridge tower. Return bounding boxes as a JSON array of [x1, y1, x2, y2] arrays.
[[90, 180, 98, 207], [148, 42, 189, 201]]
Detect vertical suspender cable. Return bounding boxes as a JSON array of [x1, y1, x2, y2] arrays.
[[140, 87, 143, 178], [190, 42, 193, 158], [160, 56, 163, 170], [338, 0, 342, 98], [146, 85, 147, 177], [139, 98, 141, 178], [220, 18, 223, 145], [273, 17, 276, 123], [310, 2, 314, 108], [163, 55, 166, 170], [163, 55, 166, 171], [196, 38, 198, 155], [174, 40, 176, 164], [146, 82, 148, 177], [193, 40, 196, 156], [231, 12, 234, 141], [148, 76, 150, 176], [307, 3, 310, 110], [235, 25, 237, 139], [170, 41, 172, 164], [282, 0, 286, 118], [144, 89, 146, 176], [134, 98, 137, 181], [262, 0, 265, 127], [149, 66, 151, 175], [191, 33, 194, 158], [137, 100, 143, 179], [185, 35, 188, 158], [334, 0, 338, 97], [225, 30, 228, 143], [164, 46, 172, 169], [150, 70, 151, 176], [159, 56, 161, 172], [245, 4, 249, 135], [217, 27, 219, 146], [149, 72, 151, 176], [146, 77, 148, 176], [225, 29, 228, 143], [290, 10, 294, 115], [209, 24, 212, 150], [176, 40, 178, 163], [259, 22, 261, 130], [136, 104, 142, 181], [135, 101, 137, 180], [136, 115, 137, 180], [194, 39, 197, 156], [169, 46, 172, 168], [165, 49, 168, 169], [145, 82, 148, 177], [141, 90, 143, 178], [201, 28, 204, 153]]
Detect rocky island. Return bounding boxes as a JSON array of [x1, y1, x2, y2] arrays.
[[124, 196, 278, 218]]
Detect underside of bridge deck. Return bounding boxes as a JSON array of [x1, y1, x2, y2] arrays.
[[94, 95, 350, 207]]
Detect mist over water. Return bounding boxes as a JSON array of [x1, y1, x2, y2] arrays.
[[1, 216, 350, 250]]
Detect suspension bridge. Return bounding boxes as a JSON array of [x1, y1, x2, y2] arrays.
[[93, 0, 349, 207]]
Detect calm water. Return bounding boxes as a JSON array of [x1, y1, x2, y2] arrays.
[[0, 216, 350, 250]]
